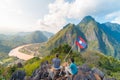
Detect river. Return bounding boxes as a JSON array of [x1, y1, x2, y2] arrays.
[[8, 44, 34, 60]]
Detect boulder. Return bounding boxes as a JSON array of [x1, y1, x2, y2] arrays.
[[92, 67, 104, 79]]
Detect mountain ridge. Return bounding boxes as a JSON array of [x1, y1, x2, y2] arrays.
[[23, 16, 120, 59]]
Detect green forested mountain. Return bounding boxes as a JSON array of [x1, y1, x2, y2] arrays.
[[78, 16, 120, 59], [36, 16, 120, 59]]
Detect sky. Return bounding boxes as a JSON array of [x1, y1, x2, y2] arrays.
[[0, 0, 120, 34]]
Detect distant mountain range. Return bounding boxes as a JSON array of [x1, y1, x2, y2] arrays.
[[32, 16, 120, 59], [0, 31, 53, 54]]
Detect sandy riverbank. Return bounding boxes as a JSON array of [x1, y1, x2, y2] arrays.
[[8, 44, 34, 60]]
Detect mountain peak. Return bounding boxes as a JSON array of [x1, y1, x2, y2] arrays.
[[84, 16, 95, 20], [80, 16, 95, 23]]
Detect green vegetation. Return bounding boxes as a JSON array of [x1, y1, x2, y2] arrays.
[[23, 57, 41, 76], [0, 64, 17, 80], [0, 54, 18, 66], [0, 44, 120, 79], [24, 44, 120, 79]]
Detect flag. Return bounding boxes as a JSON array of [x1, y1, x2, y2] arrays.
[[76, 37, 87, 49]]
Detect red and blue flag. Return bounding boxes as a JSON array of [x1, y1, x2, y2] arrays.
[[76, 37, 87, 49]]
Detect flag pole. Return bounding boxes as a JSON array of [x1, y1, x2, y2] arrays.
[[64, 43, 75, 62]]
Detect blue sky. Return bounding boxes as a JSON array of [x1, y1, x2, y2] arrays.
[[0, 0, 120, 33]]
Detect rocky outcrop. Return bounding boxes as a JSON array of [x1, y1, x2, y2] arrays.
[[24, 62, 115, 80]]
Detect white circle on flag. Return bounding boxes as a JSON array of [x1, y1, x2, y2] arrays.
[[79, 40, 82, 44]]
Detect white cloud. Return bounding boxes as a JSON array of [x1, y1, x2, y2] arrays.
[[106, 11, 120, 19], [67, 0, 98, 18], [37, 0, 99, 33], [0, 0, 120, 34], [0, 0, 55, 34], [0, 0, 28, 33], [111, 16, 120, 24], [37, 0, 68, 33], [37, 0, 120, 33], [105, 11, 120, 24], [16, 9, 23, 15], [112, 17, 120, 24]]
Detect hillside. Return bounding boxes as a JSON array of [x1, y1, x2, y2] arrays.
[[0, 44, 119, 79], [22, 16, 120, 59], [49, 16, 120, 59]]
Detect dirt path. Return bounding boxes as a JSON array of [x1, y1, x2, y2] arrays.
[[8, 44, 34, 60]]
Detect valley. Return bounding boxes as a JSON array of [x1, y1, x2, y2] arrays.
[[0, 30, 53, 55], [0, 30, 53, 66]]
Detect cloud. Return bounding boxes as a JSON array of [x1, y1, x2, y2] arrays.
[[106, 11, 120, 18], [105, 11, 120, 24], [0, 0, 55, 34], [37, 0, 97, 33], [112, 17, 120, 24], [0, 0, 120, 33], [37, 0, 120, 33], [37, 0, 68, 33], [67, 0, 98, 18]]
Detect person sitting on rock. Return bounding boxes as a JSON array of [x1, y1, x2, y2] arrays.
[[10, 62, 26, 80], [48, 54, 62, 79], [65, 58, 78, 78], [52, 53, 61, 70]]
